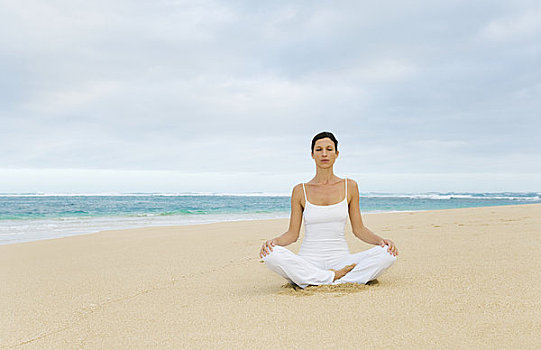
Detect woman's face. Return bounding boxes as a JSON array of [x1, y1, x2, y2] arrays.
[[312, 137, 338, 167]]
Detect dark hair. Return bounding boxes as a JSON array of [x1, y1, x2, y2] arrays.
[[311, 131, 338, 154]]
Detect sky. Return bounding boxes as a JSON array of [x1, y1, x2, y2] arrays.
[[0, 0, 539, 194]]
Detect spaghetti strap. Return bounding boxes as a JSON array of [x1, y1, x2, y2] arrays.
[[344, 178, 347, 202], [302, 183, 307, 202]]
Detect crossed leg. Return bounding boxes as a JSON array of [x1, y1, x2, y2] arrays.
[[330, 245, 397, 285], [261, 245, 334, 289]]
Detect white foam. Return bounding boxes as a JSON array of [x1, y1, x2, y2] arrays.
[[0, 211, 291, 245], [361, 192, 541, 200]]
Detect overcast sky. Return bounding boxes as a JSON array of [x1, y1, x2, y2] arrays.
[[0, 0, 539, 194]]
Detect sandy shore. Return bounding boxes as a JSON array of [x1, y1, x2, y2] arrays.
[[1, 204, 540, 349]]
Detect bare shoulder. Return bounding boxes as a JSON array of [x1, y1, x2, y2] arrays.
[[346, 178, 359, 190], [346, 178, 359, 200], [291, 183, 304, 200], [290, 183, 305, 209]]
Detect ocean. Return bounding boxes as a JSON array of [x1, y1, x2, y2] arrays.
[[1, 192, 539, 245]]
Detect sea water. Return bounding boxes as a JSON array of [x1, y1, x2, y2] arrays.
[[0, 192, 539, 245]]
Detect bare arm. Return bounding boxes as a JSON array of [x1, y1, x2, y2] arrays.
[[348, 180, 398, 257], [348, 179, 384, 245], [259, 185, 304, 258], [272, 184, 303, 246]]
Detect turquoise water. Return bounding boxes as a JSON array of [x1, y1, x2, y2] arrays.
[[1, 192, 539, 245]]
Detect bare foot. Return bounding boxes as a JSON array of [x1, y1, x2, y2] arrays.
[[330, 263, 357, 281]]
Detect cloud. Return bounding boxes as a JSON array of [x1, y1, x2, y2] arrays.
[[0, 0, 539, 192], [478, 9, 541, 42]]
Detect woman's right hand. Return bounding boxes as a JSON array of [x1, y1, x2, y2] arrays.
[[259, 239, 278, 258]]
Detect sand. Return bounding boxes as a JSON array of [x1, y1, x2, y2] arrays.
[[1, 204, 540, 349]]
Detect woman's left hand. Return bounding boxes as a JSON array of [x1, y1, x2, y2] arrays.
[[379, 238, 398, 256]]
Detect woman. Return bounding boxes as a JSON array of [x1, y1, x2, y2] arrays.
[[259, 131, 398, 289]]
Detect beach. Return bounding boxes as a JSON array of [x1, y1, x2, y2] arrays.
[[1, 203, 540, 349]]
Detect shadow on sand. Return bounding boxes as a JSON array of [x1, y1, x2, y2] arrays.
[[277, 279, 379, 297]]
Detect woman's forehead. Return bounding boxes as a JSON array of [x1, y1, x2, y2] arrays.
[[315, 138, 334, 147]]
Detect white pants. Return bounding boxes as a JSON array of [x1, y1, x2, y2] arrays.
[[262, 245, 397, 289]]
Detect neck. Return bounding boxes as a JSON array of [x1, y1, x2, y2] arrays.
[[312, 167, 337, 184]]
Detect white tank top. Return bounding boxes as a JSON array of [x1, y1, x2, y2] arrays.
[[299, 178, 350, 259]]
